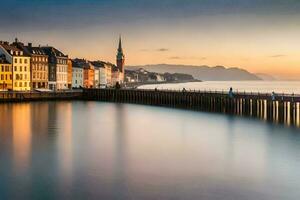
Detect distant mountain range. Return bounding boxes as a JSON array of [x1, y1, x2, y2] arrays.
[[127, 64, 262, 81]]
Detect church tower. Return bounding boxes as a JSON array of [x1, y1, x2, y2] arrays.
[[116, 36, 125, 73]]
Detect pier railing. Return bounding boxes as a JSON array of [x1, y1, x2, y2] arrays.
[[84, 89, 300, 127]]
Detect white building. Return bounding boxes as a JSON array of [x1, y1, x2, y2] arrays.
[[72, 66, 83, 88], [99, 66, 106, 87], [104, 63, 112, 86], [56, 59, 68, 90], [94, 67, 100, 88], [91, 61, 113, 88]]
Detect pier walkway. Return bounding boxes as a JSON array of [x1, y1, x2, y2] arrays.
[[84, 89, 300, 127]]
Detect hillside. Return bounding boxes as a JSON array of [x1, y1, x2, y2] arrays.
[[127, 64, 261, 81]]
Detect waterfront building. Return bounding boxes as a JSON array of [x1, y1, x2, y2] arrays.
[[71, 61, 84, 88], [42, 47, 68, 90], [112, 66, 122, 86], [13, 41, 49, 89], [91, 61, 112, 87], [99, 66, 107, 87], [67, 59, 72, 89], [116, 36, 125, 84], [83, 62, 95, 88], [0, 54, 12, 90], [0, 41, 31, 91], [73, 58, 94, 88], [104, 63, 112, 86], [94, 67, 100, 88]]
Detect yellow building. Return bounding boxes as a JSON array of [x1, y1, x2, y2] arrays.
[[0, 55, 12, 91], [0, 41, 31, 91]]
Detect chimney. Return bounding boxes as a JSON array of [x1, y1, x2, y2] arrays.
[[15, 38, 18, 43], [28, 43, 32, 47]]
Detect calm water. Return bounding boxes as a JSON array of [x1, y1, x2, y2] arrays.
[[0, 101, 300, 200], [139, 81, 300, 94]]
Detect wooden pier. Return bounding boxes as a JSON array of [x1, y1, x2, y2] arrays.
[[1, 89, 299, 127], [84, 89, 300, 127]]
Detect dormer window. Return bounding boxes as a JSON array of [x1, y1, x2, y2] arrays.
[[20, 51, 23, 56]]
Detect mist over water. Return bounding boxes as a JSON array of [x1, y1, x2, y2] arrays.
[[139, 81, 300, 94], [0, 101, 300, 199]]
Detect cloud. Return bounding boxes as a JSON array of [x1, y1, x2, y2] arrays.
[[156, 48, 169, 52], [269, 54, 286, 58], [168, 56, 207, 60], [140, 48, 169, 52], [169, 56, 181, 59]]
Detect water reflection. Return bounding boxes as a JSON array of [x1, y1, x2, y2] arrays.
[[12, 103, 32, 174], [0, 101, 300, 199]]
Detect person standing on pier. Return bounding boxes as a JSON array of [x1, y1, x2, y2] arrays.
[[271, 91, 276, 101], [229, 87, 234, 98]]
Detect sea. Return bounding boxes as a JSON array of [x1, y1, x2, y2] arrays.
[[0, 101, 300, 199], [0, 82, 300, 200]]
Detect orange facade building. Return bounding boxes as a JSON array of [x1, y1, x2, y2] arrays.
[[83, 63, 94, 88], [67, 59, 72, 89]]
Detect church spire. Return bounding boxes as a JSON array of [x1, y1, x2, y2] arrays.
[[118, 35, 123, 52], [116, 35, 125, 74]]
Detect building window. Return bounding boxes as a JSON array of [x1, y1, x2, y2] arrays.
[[20, 58, 22, 64], [24, 59, 27, 64], [14, 58, 17, 63]]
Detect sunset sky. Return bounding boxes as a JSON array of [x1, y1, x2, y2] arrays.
[[1, 0, 300, 79]]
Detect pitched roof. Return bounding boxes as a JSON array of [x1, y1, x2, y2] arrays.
[[25, 46, 47, 56], [72, 58, 94, 69], [0, 54, 10, 64], [41, 47, 67, 58], [0, 42, 25, 56]]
